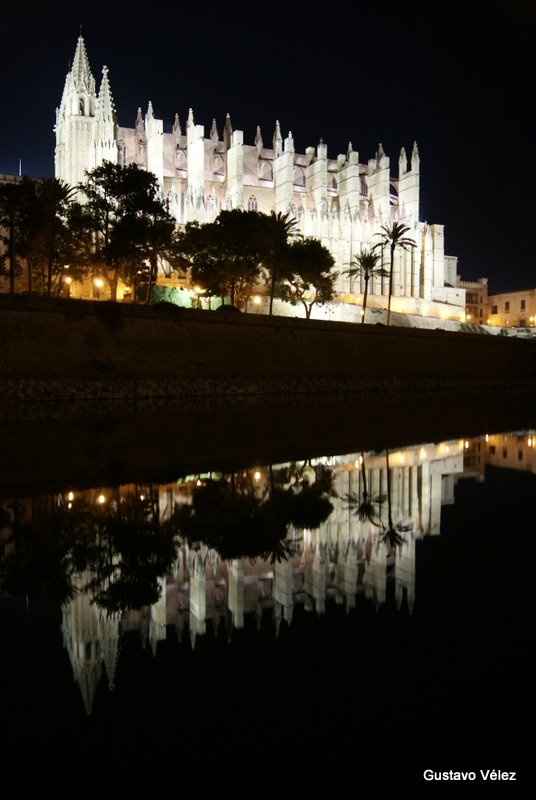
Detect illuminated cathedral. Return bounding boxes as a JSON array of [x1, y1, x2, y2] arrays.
[[55, 36, 465, 320]]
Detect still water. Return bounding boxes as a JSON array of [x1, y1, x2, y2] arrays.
[[0, 395, 534, 790]]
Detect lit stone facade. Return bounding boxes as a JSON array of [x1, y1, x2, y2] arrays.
[[55, 36, 465, 318], [487, 287, 536, 328]]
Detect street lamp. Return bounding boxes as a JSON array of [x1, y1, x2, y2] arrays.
[[193, 285, 203, 309], [94, 277, 104, 300], [253, 295, 261, 314]]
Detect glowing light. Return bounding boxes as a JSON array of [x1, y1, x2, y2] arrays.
[[194, 286, 203, 294], [140, 494, 145, 501], [94, 278, 104, 289], [67, 502, 72, 509], [485, 434, 489, 442], [445, 445, 450, 454], [528, 437, 532, 447], [97, 494, 106, 504], [464, 441, 469, 449], [419, 448, 427, 460], [67, 491, 74, 501], [196, 479, 202, 486], [254, 470, 261, 481], [253, 295, 261, 305], [398, 454, 405, 464], [64, 276, 72, 285], [359, 455, 363, 465]]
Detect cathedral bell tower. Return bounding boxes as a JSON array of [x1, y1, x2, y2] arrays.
[[55, 36, 118, 190]]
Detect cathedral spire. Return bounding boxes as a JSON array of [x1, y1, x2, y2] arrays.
[[135, 107, 144, 134], [146, 100, 154, 123], [95, 66, 116, 125], [399, 146, 407, 175], [71, 35, 94, 91], [187, 107, 194, 128], [255, 125, 263, 155], [376, 142, 385, 165], [224, 113, 233, 151], [411, 140, 420, 172], [210, 118, 219, 142], [284, 131, 294, 154], [173, 113, 182, 137], [273, 120, 282, 158]]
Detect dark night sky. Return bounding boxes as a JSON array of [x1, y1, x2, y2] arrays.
[[1, 0, 534, 292]]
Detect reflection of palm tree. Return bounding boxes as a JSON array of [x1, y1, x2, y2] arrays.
[[346, 453, 385, 527], [343, 249, 388, 324], [379, 450, 405, 549]]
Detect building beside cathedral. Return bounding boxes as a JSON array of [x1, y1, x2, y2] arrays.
[[55, 36, 465, 320]]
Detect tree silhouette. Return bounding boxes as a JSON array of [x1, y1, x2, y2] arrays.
[[278, 237, 337, 319], [0, 177, 36, 293], [176, 210, 262, 307], [78, 161, 181, 301]]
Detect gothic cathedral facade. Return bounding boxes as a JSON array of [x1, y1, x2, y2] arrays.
[[55, 36, 464, 319]]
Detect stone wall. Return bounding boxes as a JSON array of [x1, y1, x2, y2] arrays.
[[1, 296, 535, 401]]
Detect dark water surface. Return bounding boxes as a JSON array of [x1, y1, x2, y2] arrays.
[[1, 393, 534, 792]]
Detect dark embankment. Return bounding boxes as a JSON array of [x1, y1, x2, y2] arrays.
[[1, 294, 535, 401]]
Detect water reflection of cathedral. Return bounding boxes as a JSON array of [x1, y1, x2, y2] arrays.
[[60, 439, 466, 714]]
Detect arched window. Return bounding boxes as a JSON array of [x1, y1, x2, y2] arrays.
[[247, 195, 258, 211]]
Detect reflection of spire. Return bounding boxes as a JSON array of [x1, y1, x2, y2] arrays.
[[363, 537, 387, 610], [228, 558, 244, 629], [395, 531, 416, 614], [188, 547, 207, 646], [98, 610, 120, 691], [274, 547, 293, 622], [149, 575, 167, 657], [62, 572, 103, 717]]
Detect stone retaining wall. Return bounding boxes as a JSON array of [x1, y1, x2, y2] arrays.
[[1, 296, 535, 400]]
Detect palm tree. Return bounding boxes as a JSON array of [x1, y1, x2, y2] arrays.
[[0, 177, 35, 294], [343, 248, 388, 324], [374, 221, 416, 325], [34, 178, 77, 295], [254, 211, 296, 315]]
